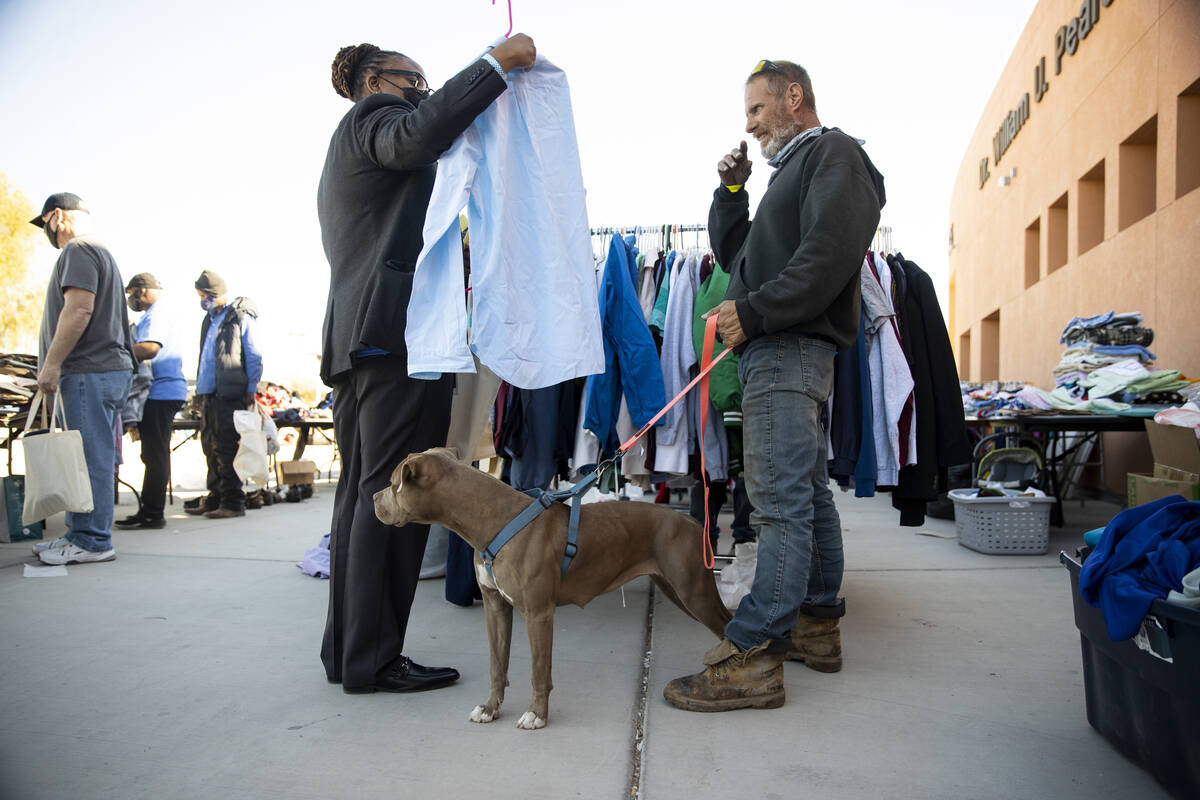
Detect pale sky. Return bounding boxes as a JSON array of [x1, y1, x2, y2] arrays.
[[0, 0, 1038, 387]]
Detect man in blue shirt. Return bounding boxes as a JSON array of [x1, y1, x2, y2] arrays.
[[186, 270, 263, 519], [117, 273, 187, 529]]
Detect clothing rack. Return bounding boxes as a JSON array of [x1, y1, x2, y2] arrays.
[[871, 226, 895, 255], [590, 224, 710, 257]]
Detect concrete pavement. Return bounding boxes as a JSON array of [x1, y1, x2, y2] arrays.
[[0, 457, 1170, 799]]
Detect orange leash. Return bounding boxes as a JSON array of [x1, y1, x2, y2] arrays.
[[612, 314, 728, 569]]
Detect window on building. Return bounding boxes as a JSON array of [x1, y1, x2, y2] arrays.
[[1119, 115, 1158, 231], [1024, 218, 1040, 288], [980, 310, 1000, 381], [1177, 77, 1200, 199], [1047, 192, 1068, 273], [1078, 160, 1105, 255], [959, 330, 972, 381]]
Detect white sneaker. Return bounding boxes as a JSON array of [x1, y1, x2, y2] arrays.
[[31, 536, 70, 555], [38, 542, 116, 565]]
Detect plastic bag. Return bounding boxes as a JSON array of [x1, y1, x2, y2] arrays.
[[258, 404, 280, 456], [232, 409, 269, 486], [716, 541, 758, 611], [19, 390, 94, 524]]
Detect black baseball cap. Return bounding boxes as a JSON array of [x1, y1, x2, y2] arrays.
[[126, 273, 163, 290], [30, 192, 88, 227]]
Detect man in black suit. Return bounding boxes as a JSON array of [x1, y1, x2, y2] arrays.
[[316, 35, 536, 694]]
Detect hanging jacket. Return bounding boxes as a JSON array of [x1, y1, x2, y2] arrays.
[[583, 234, 667, 452], [649, 250, 675, 333], [888, 254, 971, 525], [691, 260, 742, 414], [407, 54, 603, 389]]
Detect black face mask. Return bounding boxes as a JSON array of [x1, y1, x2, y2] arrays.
[[45, 222, 60, 249], [399, 86, 430, 107]]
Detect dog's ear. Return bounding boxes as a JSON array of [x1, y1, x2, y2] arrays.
[[399, 456, 424, 490]]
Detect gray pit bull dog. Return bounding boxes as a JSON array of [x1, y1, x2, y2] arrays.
[[374, 447, 731, 730]]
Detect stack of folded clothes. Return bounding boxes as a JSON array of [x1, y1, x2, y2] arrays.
[[1038, 312, 1194, 411]]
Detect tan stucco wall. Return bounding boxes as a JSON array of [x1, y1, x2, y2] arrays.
[[949, 0, 1200, 385]]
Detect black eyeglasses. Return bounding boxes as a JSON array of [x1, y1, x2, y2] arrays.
[[375, 68, 429, 93]]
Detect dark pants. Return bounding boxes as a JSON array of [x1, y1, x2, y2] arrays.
[[322, 356, 454, 688], [199, 394, 245, 511], [689, 478, 756, 549], [138, 398, 184, 519]]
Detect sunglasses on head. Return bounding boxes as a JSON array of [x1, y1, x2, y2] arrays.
[[751, 59, 784, 76]]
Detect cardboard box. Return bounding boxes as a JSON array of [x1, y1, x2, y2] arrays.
[[1127, 420, 1200, 506], [1, 475, 44, 543], [276, 460, 317, 486]]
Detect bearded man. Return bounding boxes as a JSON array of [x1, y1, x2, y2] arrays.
[[665, 60, 886, 712]]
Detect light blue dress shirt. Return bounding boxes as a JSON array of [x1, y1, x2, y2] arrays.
[[406, 54, 604, 390]]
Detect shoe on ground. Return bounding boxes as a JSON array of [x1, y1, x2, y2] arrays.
[[204, 508, 245, 519], [786, 604, 844, 673], [183, 496, 207, 510], [245, 491, 264, 510], [114, 515, 166, 530], [343, 656, 460, 694], [663, 638, 785, 712], [185, 504, 216, 516], [31, 536, 70, 555], [38, 542, 116, 565]]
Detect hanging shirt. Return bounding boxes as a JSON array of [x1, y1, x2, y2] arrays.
[[655, 254, 699, 474], [407, 54, 603, 390]]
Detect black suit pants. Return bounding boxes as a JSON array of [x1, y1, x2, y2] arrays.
[[138, 398, 184, 519], [321, 356, 453, 688]]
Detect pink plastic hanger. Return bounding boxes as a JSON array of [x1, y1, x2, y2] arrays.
[[492, 0, 513, 37]]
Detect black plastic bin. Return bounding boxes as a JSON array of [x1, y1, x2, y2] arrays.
[[1061, 550, 1200, 799]]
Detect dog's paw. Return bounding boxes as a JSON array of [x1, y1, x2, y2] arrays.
[[469, 705, 498, 723], [515, 711, 546, 730]]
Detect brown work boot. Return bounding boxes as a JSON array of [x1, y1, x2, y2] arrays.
[[663, 638, 785, 712], [204, 508, 246, 519], [786, 608, 843, 673]]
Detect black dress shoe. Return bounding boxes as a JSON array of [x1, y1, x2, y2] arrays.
[[343, 656, 460, 694], [114, 516, 166, 530]]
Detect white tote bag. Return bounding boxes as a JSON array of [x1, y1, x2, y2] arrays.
[[20, 389, 94, 524], [232, 408, 269, 486]]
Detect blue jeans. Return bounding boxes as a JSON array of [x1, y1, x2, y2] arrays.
[[59, 370, 131, 551], [724, 334, 844, 651]]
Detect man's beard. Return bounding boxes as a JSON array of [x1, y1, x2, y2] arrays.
[[761, 120, 803, 160]]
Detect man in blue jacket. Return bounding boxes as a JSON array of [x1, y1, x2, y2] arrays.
[[665, 59, 885, 712], [186, 269, 262, 519]]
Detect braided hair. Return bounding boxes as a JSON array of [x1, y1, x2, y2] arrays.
[[331, 43, 407, 101]]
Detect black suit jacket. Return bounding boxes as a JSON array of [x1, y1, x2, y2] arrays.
[[317, 59, 506, 384]]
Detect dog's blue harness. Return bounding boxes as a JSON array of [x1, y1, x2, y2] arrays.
[[480, 470, 599, 581]]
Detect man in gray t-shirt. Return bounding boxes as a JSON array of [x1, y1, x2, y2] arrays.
[[30, 192, 135, 566]]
